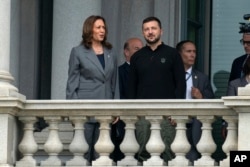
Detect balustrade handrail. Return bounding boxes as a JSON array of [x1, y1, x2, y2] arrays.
[[15, 99, 236, 117], [0, 97, 240, 167]]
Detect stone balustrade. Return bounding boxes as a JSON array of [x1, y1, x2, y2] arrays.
[[1, 98, 246, 167]]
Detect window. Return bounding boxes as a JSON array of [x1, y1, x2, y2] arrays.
[[182, 0, 208, 73]]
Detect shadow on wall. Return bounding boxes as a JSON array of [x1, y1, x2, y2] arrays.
[[213, 70, 230, 99]]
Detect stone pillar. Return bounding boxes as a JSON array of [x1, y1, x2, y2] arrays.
[[51, 0, 102, 99], [226, 84, 250, 150], [40, 116, 63, 166], [220, 116, 238, 167], [118, 116, 139, 166], [66, 116, 89, 166], [0, 0, 19, 97], [195, 116, 217, 166], [16, 117, 38, 167], [92, 116, 115, 166], [0, 113, 18, 167], [0, 0, 17, 97], [144, 116, 165, 166], [169, 116, 191, 166]]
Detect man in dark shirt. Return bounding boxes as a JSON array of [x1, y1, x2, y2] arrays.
[[127, 16, 186, 163], [128, 17, 186, 99]]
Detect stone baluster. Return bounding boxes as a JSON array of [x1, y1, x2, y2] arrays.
[[66, 116, 89, 166], [143, 116, 165, 166], [194, 116, 217, 166], [16, 117, 38, 167], [118, 116, 139, 166], [92, 116, 115, 166], [220, 116, 238, 167], [168, 116, 191, 166], [40, 116, 63, 166]]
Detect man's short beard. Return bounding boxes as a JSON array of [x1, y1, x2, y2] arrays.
[[145, 36, 161, 45]]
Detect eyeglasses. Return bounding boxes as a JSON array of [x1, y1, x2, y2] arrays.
[[240, 39, 250, 46]]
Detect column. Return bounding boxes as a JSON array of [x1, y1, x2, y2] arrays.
[[92, 116, 115, 166], [0, 113, 17, 167], [40, 116, 63, 166], [66, 116, 89, 166], [168, 116, 191, 166], [16, 117, 38, 167], [220, 116, 238, 167], [118, 116, 139, 166], [194, 116, 217, 166], [0, 0, 18, 97], [144, 116, 165, 166]]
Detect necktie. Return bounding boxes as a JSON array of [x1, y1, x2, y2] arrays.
[[186, 72, 192, 81]]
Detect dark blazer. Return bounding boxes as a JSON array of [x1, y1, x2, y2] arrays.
[[229, 54, 248, 82], [227, 77, 248, 96], [192, 69, 214, 99], [118, 62, 130, 99], [66, 45, 118, 99]]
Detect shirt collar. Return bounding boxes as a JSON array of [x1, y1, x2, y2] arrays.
[[186, 67, 192, 74], [145, 42, 164, 51]]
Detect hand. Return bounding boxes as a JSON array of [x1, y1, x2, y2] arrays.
[[112, 116, 120, 124], [168, 116, 177, 126], [191, 87, 203, 99]]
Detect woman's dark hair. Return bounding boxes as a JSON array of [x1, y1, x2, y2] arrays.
[[243, 57, 250, 75], [81, 15, 112, 49]]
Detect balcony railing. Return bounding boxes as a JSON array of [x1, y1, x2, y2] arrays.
[[1, 94, 250, 167]]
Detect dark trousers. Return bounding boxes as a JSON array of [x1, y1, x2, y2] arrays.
[[84, 120, 126, 163], [186, 118, 202, 162], [84, 122, 100, 163], [110, 120, 126, 162]]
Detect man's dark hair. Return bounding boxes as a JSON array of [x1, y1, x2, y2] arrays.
[[176, 40, 195, 52], [142, 16, 162, 29]]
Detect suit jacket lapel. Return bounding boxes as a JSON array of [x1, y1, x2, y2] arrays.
[[104, 48, 112, 75], [192, 69, 198, 87]]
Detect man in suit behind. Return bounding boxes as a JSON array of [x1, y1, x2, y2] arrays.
[[229, 33, 250, 82], [176, 40, 214, 99], [109, 38, 143, 162], [176, 40, 214, 163], [119, 38, 143, 99]]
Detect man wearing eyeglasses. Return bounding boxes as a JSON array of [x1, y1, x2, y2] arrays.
[[229, 33, 250, 82]]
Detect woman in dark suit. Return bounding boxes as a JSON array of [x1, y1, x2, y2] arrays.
[[227, 55, 250, 96], [66, 15, 118, 163]]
